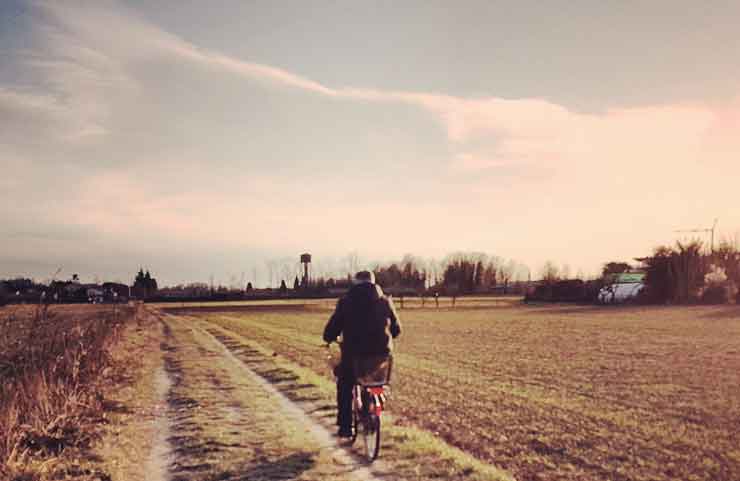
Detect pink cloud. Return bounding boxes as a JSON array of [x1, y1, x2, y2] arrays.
[[10, 1, 740, 279], [451, 153, 510, 171], [36, 1, 740, 177]]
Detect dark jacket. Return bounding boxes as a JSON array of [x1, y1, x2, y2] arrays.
[[323, 283, 401, 357]]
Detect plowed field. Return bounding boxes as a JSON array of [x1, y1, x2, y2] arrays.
[[167, 301, 740, 481]]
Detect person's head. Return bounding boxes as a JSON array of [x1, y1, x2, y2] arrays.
[[352, 270, 376, 285]]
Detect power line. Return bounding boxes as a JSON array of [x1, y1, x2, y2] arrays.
[[674, 218, 718, 253]]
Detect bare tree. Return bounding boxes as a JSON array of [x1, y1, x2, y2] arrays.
[[425, 257, 439, 287], [514, 262, 531, 282], [312, 258, 327, 281], [482, 261, 498, 287], [560, 263, 571, 280], [265, 259, 279, 288], [498, 259, 516, 293], [278, 257, 297, 286], [345, 251, 360, 276], [541, 261, 560, 283]]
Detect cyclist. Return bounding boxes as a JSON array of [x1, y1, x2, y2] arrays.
[[323, 270, 401, 437]]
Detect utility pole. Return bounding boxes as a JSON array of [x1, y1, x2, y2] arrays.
[[675, 218, 718, 254]]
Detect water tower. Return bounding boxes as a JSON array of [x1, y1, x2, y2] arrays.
[[300, 253, 311, 287]]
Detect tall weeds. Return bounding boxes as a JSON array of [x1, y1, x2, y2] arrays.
[[0, 304, 131, 480]]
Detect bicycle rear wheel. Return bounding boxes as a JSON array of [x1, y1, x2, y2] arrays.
[[363, 414, 381, 461]]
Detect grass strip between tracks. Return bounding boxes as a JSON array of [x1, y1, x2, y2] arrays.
[[193, 315, 514, 481]]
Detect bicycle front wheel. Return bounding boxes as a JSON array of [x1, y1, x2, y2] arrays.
[[363, 414, 381, 461]]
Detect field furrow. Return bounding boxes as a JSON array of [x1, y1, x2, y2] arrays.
[[172, 303, 740, 481]]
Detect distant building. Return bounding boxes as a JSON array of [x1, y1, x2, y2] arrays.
[[84, 285, 105, 303], [598, 272, 645, 304], [102, 282, 130, 302]]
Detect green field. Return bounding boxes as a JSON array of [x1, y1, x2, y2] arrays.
[[168, 301, 740, 481]]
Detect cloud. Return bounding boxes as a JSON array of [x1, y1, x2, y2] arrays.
[[24, 2, 588, 155], [0, 3, 141, 143], [0, 88, 61, 113], [451, 153, 509, 171], [25, 1, 739, 177], [0, 87, 81, 141], [3, 0, 740, 283]]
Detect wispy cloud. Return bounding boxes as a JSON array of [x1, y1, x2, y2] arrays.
[[15, 0, 736, 175], [0, 87, 61, 113], [3, 0, 740, 283]]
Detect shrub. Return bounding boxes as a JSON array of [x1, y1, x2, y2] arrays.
[[701, 285, 729, 304], [641, 242, 708, 304], [0, 304, 131, 479], [524, 279, 601, 303]]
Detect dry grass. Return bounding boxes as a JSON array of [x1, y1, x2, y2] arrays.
[[190, 317, 513, 481], [178, 315, 513, 481], [0, 304, 133, 480], [156, 315, 399, 481], [92, 307, 170, 481], [153, 295, 521, 312], [169, 302, 740, 481]]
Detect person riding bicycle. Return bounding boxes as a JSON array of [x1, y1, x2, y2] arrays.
[[323, 270, 401, 437]]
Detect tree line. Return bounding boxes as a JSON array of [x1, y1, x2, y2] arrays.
[[639, 240, 740, 304], [526, 240, 740, 304], [167, 252, 532, 298], [309, 252, 530, 295]]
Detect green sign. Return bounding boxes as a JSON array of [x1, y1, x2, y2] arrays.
[[615, 272, 645, 283]]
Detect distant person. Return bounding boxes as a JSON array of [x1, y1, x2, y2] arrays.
[[323, 271, 401, 437]]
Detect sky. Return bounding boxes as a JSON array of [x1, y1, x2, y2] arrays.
[[1, 0, 739, 286]]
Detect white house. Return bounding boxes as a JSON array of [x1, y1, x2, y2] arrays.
[[598, 272, 645, 304]]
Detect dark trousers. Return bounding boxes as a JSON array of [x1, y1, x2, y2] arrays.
[[336, 358, 355, 430]]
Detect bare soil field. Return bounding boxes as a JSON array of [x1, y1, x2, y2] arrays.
[[6, 300, 739, 480], [168, 301, 740, 481]]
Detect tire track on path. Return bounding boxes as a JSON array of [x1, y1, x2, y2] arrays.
[[157, 314, 391, 481], [145, 364, 174, 481], [196, 323, 390, 481]]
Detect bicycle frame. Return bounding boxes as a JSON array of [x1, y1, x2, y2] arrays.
[[352, 382, 386, 461], [325, 343, 390, 461]]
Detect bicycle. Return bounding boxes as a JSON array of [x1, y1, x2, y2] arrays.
[[326, 343, 392, 461]]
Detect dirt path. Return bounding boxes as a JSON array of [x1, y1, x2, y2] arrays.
[[145, 365, 174, 481], [155, 314, 392, 481], [200, 326, 387, 480], [96, 308, 511, 481]]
